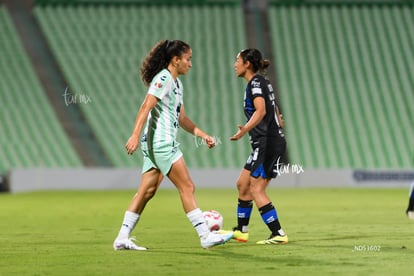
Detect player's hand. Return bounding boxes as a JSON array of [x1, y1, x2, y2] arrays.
[[230, 125, 245, 141], [204, 135, 216, 148], [125, 135, 139, 155]]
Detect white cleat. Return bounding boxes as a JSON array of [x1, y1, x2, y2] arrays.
[[200, 231, 233, 249], [408, 211, 414, 220], [113, 237, 147, 251]]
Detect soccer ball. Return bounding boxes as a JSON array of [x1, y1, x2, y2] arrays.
[[203, 210, 223, 231]]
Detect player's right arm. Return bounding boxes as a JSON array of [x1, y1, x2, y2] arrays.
[[125, 94, 159, 155]]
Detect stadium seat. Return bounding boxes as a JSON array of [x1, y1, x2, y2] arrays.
[[34, 3, 248, 168], [7, 1, 411, 172], [268, 4, 414, 168], [0, 6, 83, 173]]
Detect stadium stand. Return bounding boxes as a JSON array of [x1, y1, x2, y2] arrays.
[[269, 3, 414, 168], [269, 0, 413, 4], [2, 0, 413, 176], [0, 5, 83, 173], [34, 2, 248, 168]]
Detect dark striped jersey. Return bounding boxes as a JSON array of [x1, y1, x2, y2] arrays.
[[243, 74, 285, 140]]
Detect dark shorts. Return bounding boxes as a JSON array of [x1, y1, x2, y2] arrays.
[[244, 136, 286, 179]]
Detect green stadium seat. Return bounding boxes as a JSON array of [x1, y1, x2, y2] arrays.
[[269, 4, 414, 168], [4, 1, 413, 173], [34, 3, 248, 168], [0, 6, 83, 173]]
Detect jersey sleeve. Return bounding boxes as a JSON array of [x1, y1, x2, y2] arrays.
[[250, 76, 266, 99], [148, 71, 171, 100]]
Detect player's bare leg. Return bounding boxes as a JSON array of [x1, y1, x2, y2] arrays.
[[249, 176, 271, 208], [128, 168, 163, 214], [167, 157, 233, 248], [167, 157, 197, 213], [237, 169, 253, 200], [113, 169, 163, 251]]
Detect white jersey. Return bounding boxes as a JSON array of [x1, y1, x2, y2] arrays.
[[141, 69, 183, 149]]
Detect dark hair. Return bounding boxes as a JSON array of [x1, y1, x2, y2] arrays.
[[239, 48, 270, 74], [140, 40, 191, 86]]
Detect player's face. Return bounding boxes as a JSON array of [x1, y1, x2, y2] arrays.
[[234, 53, 247, 78], [176, 49, 192, 75]]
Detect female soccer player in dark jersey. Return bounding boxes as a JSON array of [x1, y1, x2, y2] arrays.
[[223, 48, 288, 245]]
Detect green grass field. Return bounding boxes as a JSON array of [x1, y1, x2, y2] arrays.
[[0, 188, 413, 275]]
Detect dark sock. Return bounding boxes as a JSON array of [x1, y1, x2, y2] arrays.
[[259, 202, 282, 236], [237, 199, 253, 232]]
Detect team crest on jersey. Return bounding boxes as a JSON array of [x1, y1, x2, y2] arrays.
[[173, 88, 182, 95]]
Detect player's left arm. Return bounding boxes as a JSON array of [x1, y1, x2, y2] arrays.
[[275, 105, 284, 128], [179, 104, 215, 148]]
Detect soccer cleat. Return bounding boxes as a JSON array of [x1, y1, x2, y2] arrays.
[[407, 211, 414, 220], [218, 227, 249, 242], [113, 237, 147, 251], [200, 231, 233, 249], [233, 230, 249, 242], [256, 234, 288, 245]]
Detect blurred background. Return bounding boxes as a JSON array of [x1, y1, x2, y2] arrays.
[[0, 0, 413, 192]]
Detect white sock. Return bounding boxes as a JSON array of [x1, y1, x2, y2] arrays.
[[186, 208, 209, 239], [117, 211, 140, 240]]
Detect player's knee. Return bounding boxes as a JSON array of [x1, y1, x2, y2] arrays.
[[237, 179, 249, 193]]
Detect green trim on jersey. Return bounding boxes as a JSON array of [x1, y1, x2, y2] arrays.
[[141, 69, 183, 150]]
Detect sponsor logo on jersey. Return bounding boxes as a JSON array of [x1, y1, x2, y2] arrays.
[[251, 79, 261, 88], [252, 87, 262, 95]]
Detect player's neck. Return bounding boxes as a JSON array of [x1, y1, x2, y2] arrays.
[[167, 65, 178, 80], [244, 71, 256, 83]]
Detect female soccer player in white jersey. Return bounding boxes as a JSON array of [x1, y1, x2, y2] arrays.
[[113, 40, 233, 250], [221, 48, 288, 245]]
